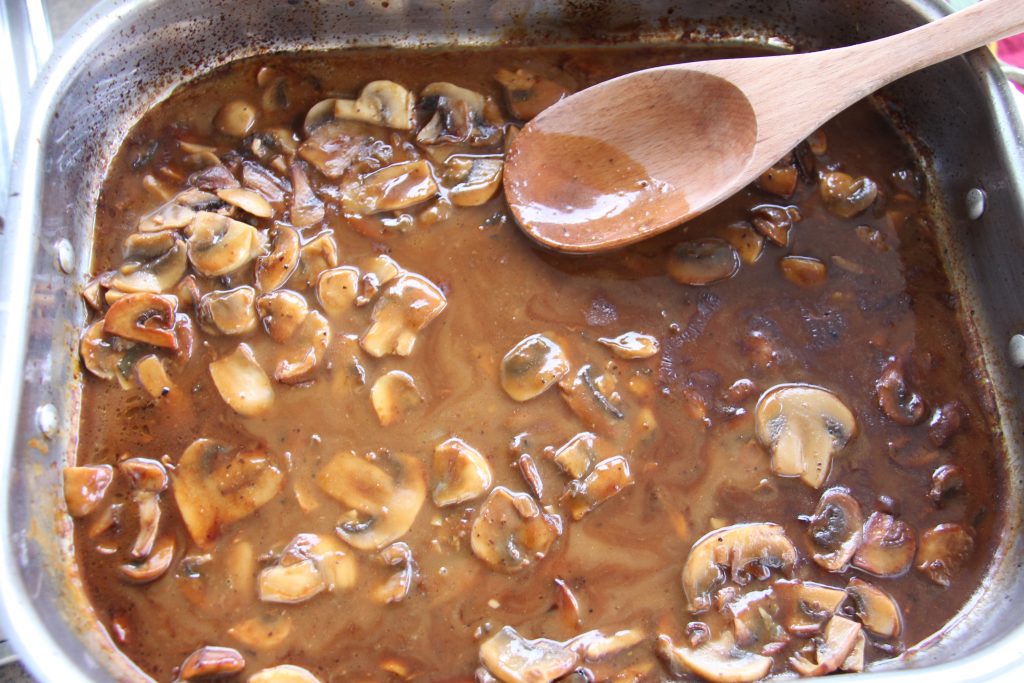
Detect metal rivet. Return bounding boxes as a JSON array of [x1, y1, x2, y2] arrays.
[[36, 404, 58, 439], [54, 239, 74, 274], [966, 188, 986, 220], [1010, 334, 1024, 368]]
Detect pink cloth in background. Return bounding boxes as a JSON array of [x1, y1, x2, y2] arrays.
[[996, 34, 1024, 92]]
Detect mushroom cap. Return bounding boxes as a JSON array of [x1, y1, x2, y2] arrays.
[[257, 290, 309, 343], [370, 370, 423, 427], [806, 486, 863, 572], [110, 236, 188, 294], [341, 160, 439, 215], [103, 292, 179, 349], [333, 80, 415, 130], [80, 321, 123, 382], [470, 487, 562, 572], [448, 156, 503, 207], [846, 577, 902, 638], [360, 272, 447, 358], [657, 633, 772, 683], [773, 579, 847, 637], [754, 384, 856, 489], [667, 238, 741, 287], [209, 343, 275, 416], [851, 511, 917, 578], [255, 225, 300, 292], [681, 522, 798, 612], [187, 211, 265, 277], [258, 558, 325, 604], [199, 287, 258, 336], [431, 437, 493, 507], [500, 333, 571, 402], [120, 535, 175, 584], [178, 646, 245, 681], [916, 523, 974, 587], [479, 626, 578, 683]]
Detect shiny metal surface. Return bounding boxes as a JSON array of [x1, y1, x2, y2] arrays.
[[1, 1, 1023, 681]]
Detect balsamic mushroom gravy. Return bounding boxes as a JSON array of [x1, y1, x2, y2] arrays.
[[67, 44, 1004, 683]]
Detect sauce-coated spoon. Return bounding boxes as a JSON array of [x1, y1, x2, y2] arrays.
[[504, 0, 1024, 253]]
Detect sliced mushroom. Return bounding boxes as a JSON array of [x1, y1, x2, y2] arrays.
[[209, 343, 275, 416], [171, 438, 285, 548], [681, 523, 798, 612], [259, 558, 325, 604], [597, 331, 660, 360], [552, 432, 597, 479], [370, 370, 423, 426], [227, 613, 292, 651], [750, 205, 795, 247], [249, 665, 322, 683], [754, 384, 856, 489], [447, 155, 503, 207], [110, 236, 188, 294], [805, 487, 863, 572], [788, 615, 862, 677], [431, 437, 493, 507], [559, 364, 624, 432], [779, 256, 827, 287], [494, 68, 570, 120], [373, 542, 417, 604], [722, 222, 766, 265], [851, 512, 917, 577], [274, 310, 330, 384], [773, 579, 847, 637], [417, 82, 501, 146], [292, 232, 338, 290], [479, 626, 578, 683], [80, 321, 124, 381], [119, 457, 169, 493], [916, 523, 974, 587], [470, 487, 562, 572], [129, 491, 161, 559], [667, 238, 740, 286], [333, 80, 415, 130], [178, 646, 245, 681], [819, 172, 878, 218], [657, 633, 772, 683], [134, 354, 175, 399], [360, 272, 447, 357], [298, 119, 375, 178], [562, 456, 634, 521], [256, 290, 309, 343], [841, 632, 866, 673], [722, 588, 781, 649], [289, 162, 325, 227], [214, 100, 257, 137], [255, 225, 300, 292], [756, 161, 799, 198], [846, 577, 902, 638], [876, 356, 926, 426], [217, 187, 274, 218], [341, 160, 439, 215], [316, 266, 360, 317], [929, 464, 964, 504], [242, 160, 290, 203], [500, 333, 570, 401], [120, 535, 175, 584], [316, 451, 426, 551], [63, 465, 114, 517], [187, 211, 265, 277], [137, 189, 221, 233], [199, 287, 258, 336], [103, 293, 179, 349]]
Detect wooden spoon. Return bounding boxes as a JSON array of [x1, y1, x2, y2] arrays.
[[504, 0, 1024, 253]]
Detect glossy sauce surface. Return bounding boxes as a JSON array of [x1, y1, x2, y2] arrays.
[[71, 47, 1001, 683]]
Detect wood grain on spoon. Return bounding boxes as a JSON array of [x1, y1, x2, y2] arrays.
[[505, 0, 1024, 253]]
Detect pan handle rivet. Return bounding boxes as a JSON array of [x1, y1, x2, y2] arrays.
[[1010, 334, 1024, 369], [966, 188, 986, 220], [55, 239, 75, 274], [36, 403, 58, 439]]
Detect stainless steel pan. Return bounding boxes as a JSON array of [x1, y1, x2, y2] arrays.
[[2, 1, 1023, 681]]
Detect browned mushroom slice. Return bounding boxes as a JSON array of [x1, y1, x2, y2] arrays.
[[432, 437, 493, 507], [274, 311, 330, 384], [227, 613, 292, 651], [209, 344, 275, 416], [370, 370, 422, 426], [846, 577, 902, 638], [120, 535, 175, 584], [249, 665, 322, 683], [110, 236, 188, 294], [805, 487, 863, 572], [199, 287, 257, 336], [562, 456, 634, 521], [137, 189, 218, 233], [657, 633, 772, 683], [559, 364, 624, 432], [373, 542, 417, 604], [316, 266, 360, 317], [292, 533, 359, 591], [134, 354, 175, 399], [667, 239, 740, 286], [298, 119, 375, 178], [597, 332, 660, 360], [681, 523, 798, 612], [916, 523, 974, 587], [214, 99, 257, 137], [722, 222, 765, 265], [552, 432, 597, 479], [80, 321, 124, 382], [789, 615, 862, 677], [341, 160, 439, 215], [494, 68, 570, 120], [63, 465, 114, 517], [500, 334, 570, 402], [255, 225, 300, 292], [129, 490, 161, 559], [756, 161, 799, 198], [290, 162, 325, 226], [256, 290, 309, 343], [171, 438, 285, 548], [178, 646, 245, 681], [852, 512, 917, 577], [470, 487, 562, 572], [103, 292, 179, 349], [840, 632, 866, 673], [876, 356, 926, 426], [291, 232, 338, 290], [333, 80, 415, 130], [750, 205, 795, 247], [929, 464, 965, 503], [317, 452, 426, 551], [448, 156, 503, 207], [723, 588, 783, 648], [259, 558, 325, 604], [819, 172, 878, 218], [779, 256, 827, 287], [360, 273, 447, 357], [217, 187, 274, 218], [479, 626, 578, 683], [119, 457, 168, 493], [187, 211, 265, 277], [773, 579, 847, 637], [754, 384, 856, 489]]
